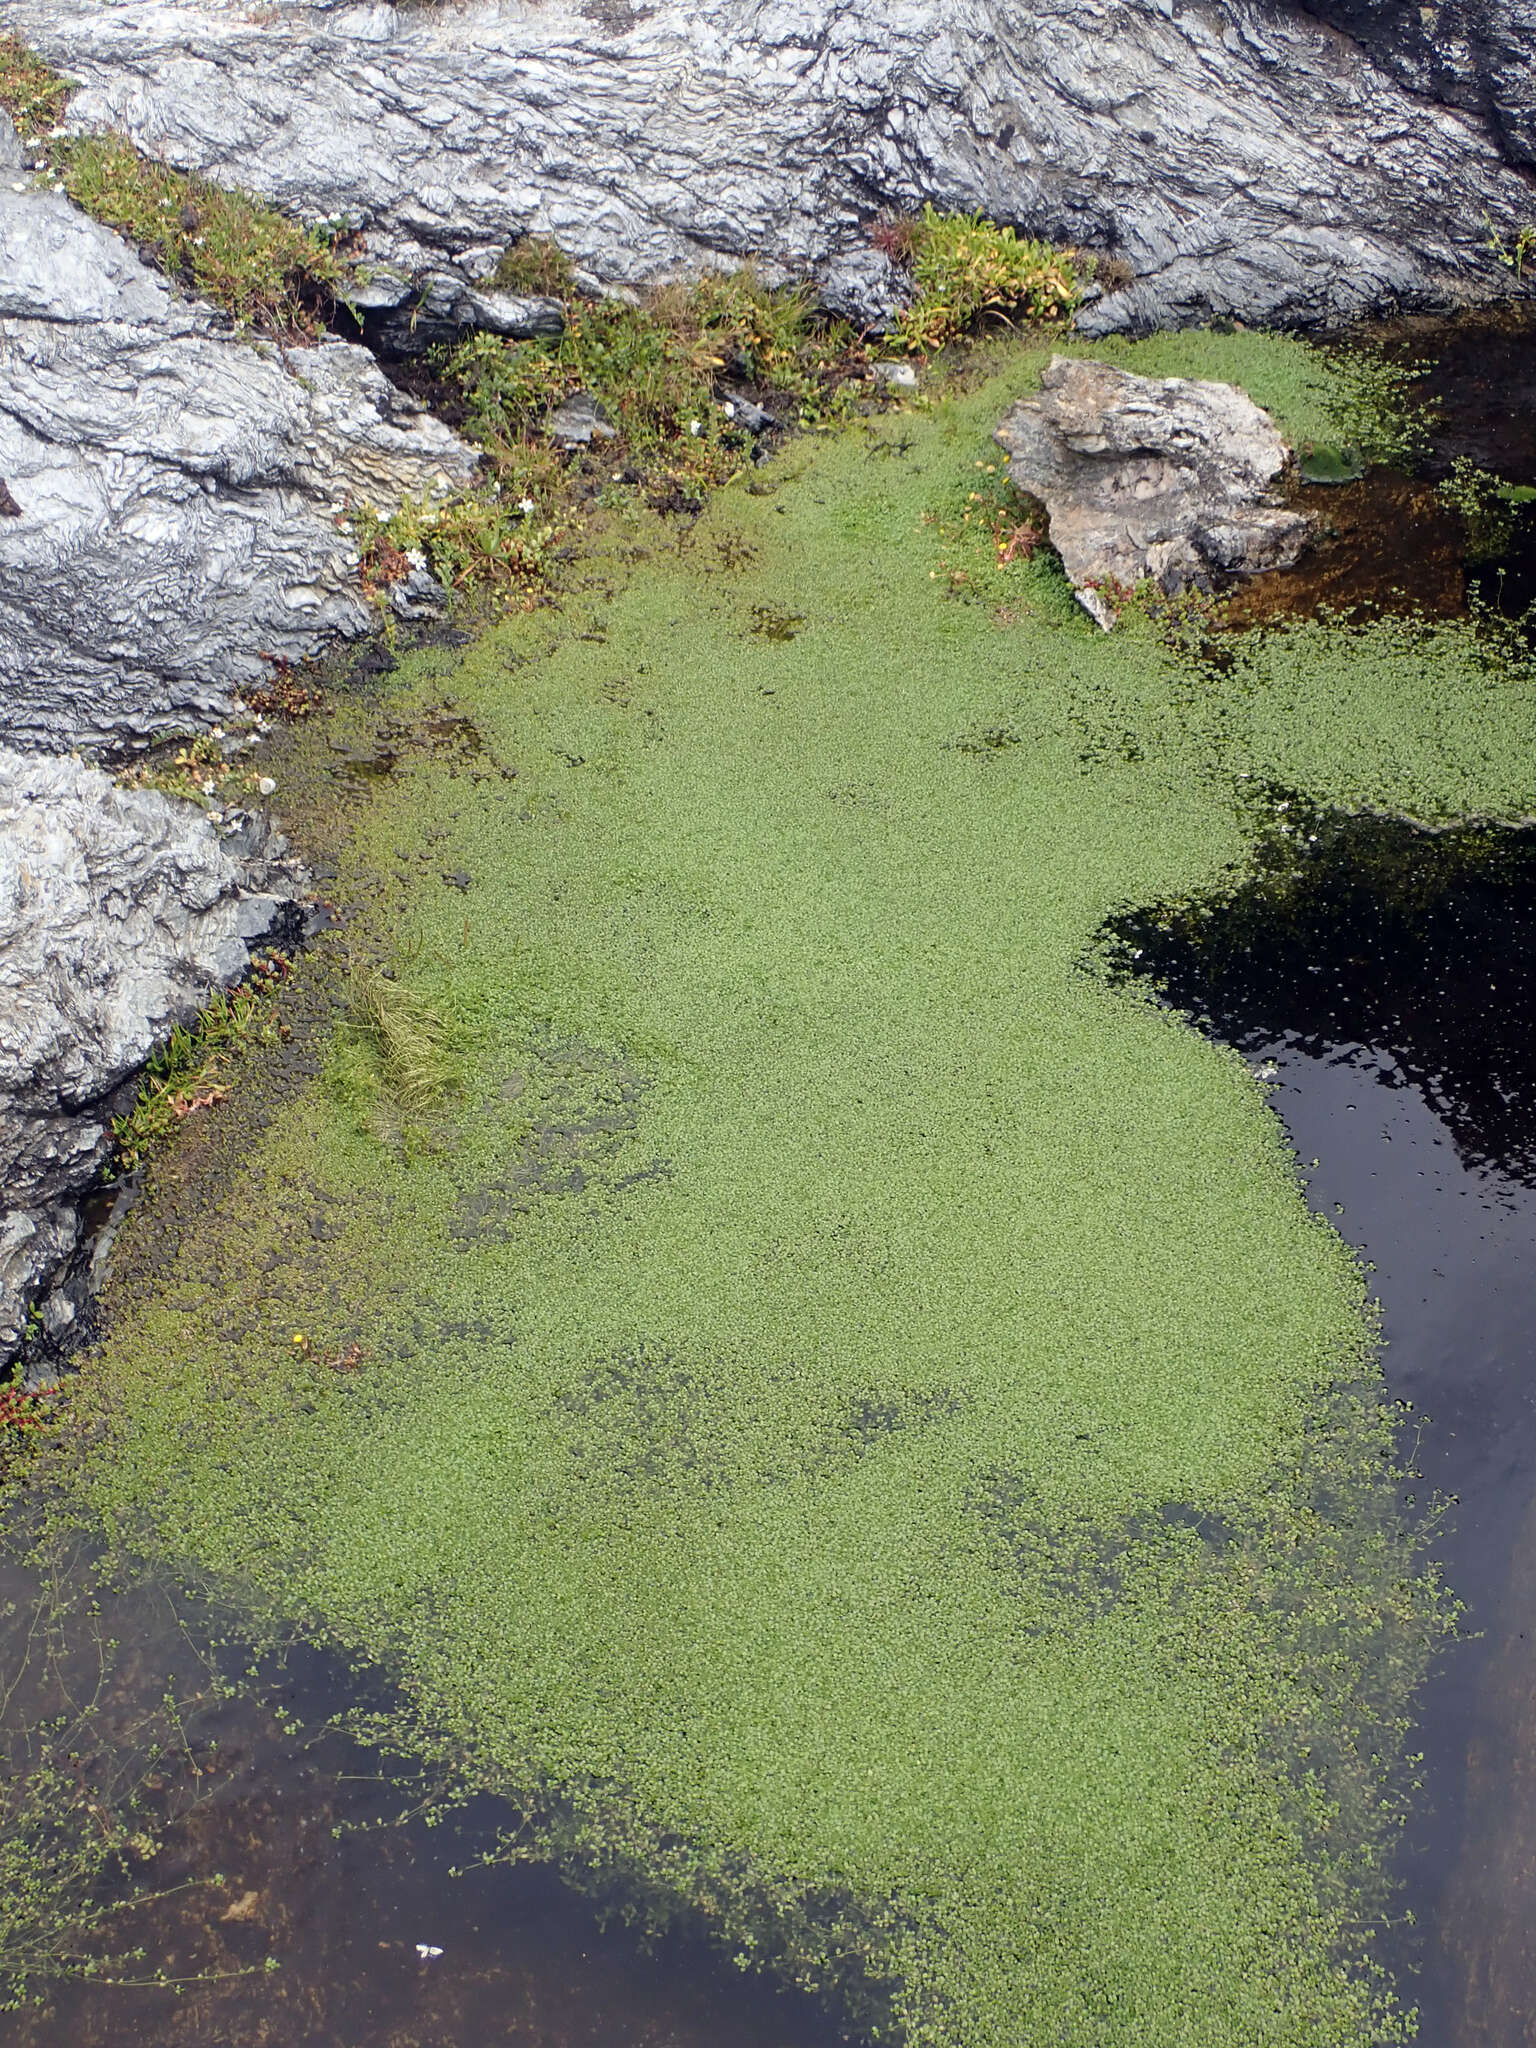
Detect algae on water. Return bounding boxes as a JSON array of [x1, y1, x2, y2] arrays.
[[58, 333, 1535, 2045]]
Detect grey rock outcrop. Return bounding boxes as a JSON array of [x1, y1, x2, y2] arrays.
[[360, 267, 566, 357], [3, 0, 1534, 338], [0, 141, 479, 753], [1296, 0, 1536, 167], [995, 355, 1310, 625], [0, 746, 305, 1363]]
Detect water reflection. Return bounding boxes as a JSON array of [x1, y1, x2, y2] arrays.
[[1112, 817, 1536, 2046]]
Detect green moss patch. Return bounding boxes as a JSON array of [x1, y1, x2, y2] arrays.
[[54, 330, 1534, 2046]]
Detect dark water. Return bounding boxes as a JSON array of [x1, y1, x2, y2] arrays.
[[0, 1555, 843, 2048], [1112, 817, 1536, 2046], [1229, 306, 1536, 632]]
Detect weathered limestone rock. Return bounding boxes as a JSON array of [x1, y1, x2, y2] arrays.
[[0, 745, 305, 1362], [0, 132, 480, 753], [995, 355, 1310, 625], [2, 0, 1533, 338], [360, 268, 566, 357]]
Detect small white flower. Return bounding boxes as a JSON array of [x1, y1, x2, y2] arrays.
[[201, 779, 217, 796], [688, 418, 702, 436], [519, 496, 536, 515], [258, 775, 277, 796]]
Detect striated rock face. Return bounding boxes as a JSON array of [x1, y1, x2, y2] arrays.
[[0, 121, 480, 754], [1, 0, 1533, 339], [1296, 0, 1536, 168], [0, 746, 305, 1363], [995, 355, 1310, 625]]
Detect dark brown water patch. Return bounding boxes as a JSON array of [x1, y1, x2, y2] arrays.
[[1108, 813, 1536, 2046], [1226, 469, 1467, 628], [0, 1548, 849, 2048], [1369, 304, 1536, 489], [1225, 307, 1536, 633]]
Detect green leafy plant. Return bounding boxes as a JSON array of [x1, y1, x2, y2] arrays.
[[1484, 213, 1536, 285], [112, 966, 289, 1171], [0, 33, 70, 139], [1438, 455, 1536, 562], [889, 206, 1081, 353], [51, 132, 345, 335]]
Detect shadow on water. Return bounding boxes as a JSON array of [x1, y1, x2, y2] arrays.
[[0, 1547, 847, 2048], [1108, 812, 1536, 2047], [1228, 305, 1536, 633]]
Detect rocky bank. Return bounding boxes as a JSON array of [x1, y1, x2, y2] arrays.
[[0, 111, 478, 756], [0, 746, 306, 1364]]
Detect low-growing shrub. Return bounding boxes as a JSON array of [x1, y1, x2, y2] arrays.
[[0, 33, 70, 139], [353, 490, 559, 610], [890, 205, 1081, 353], [438, 263, 860, 490]]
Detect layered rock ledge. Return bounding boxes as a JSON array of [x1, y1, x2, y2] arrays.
[[0, 746, 307, 1364], [0, 113, 479, 754], [1, 0, 1533, 337]]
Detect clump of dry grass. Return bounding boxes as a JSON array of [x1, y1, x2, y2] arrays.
[[347, 963, 457, 1107]]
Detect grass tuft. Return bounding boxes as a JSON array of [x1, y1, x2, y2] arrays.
[[50, 131, 344, 336], [347, 963, 457, 1108], [492, 234, 579, 298], [0, 33, 70, 140]]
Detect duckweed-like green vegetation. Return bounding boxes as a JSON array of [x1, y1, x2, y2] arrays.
[[59, 331, 1536, 2046]]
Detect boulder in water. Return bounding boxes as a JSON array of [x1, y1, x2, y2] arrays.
[[995, 356, 1311, 627]]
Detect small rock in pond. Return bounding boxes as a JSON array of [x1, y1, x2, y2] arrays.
[[994, 355, 1310, 628]]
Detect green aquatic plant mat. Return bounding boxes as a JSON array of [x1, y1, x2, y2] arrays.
[[61, 332, 1536, 2047]]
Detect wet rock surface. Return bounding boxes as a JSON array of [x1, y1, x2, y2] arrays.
[[2, 0, 1532, 337], [0, 118, 479, 754], [995, 354, 1310, 624], [0, 746, 306, 1364]]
